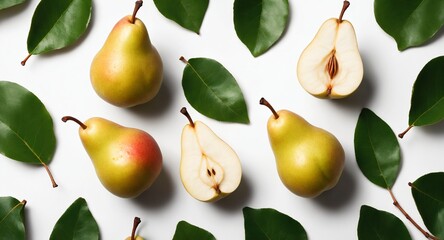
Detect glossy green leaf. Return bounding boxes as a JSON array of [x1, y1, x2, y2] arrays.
[[0, 0, 26, 10], [172, 221, 216, 240], [0, 81, 57, 187], [354, 108, 400, 189], [50, 198, 99, 240], [234, 0, 289, 57], [411, 172, 444, 239], [181, 57, 250, 124], [24, 0, 92, 64], [358, 205, 412, 240], [407, 56, 444, 129], [153, 0, 209, 34], [0, 197, 26, 240], [243, 207, 307, 240], [374, 0, 444, 50]]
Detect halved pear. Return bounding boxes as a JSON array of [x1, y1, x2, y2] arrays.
[[180, 107, 242, 202], [297, 1, 363, 99]]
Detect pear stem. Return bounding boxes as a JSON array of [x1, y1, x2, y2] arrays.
[[21, 54, 32, 66], [339, 0, 350, 22], [61, 116, 87, 130], [180, 107, 195, 127], [388, 188, 438, 240], [179, 56, 188, 64], [131, 0, 143, 24], [398, 125, 413, 139], [259, 97, 279, 119], [43, 162, 58, 188], [131, 217, 141, 240]]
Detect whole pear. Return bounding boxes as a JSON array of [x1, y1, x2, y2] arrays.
[[90, 1, 163, 107], [62, 116, 162, 198], [260, 98, 345, 198]]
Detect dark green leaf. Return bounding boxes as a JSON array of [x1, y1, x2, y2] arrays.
[[0, 0, 26, 10], [234, 0, 289, 57], [0, 197, 26, 240], [181, 57, 250, 124], [153, 0, 209, 34], [358, 205, 412, 240], [0, 81, 57, 186], [354, 108, 400, 189], [374, 0, 444, 50], [408, 56, 444, 128], [243, 207, 307, 240], [50, 198, 99, 240], [172, 221, 216, 240], [411, 172, 444, 239], [25, 0, 92, 59]]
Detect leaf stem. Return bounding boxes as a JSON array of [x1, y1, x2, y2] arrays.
[[398, 125, 413, 139], [179, 56, 189, 64], [21, 54, 32, 66], [131, 217, 141, 240], [339, 1, 350, 22], [131, 0, 143, 24], [42, 162, 58, 188], [259, 97, 279, 119], [61, 116, 87, 130], [388, 188, 438, 239], [180, 107, 195, 128]]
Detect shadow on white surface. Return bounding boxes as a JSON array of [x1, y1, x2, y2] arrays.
[[213, 172, 253, 212], [0, 0, 32, 21]]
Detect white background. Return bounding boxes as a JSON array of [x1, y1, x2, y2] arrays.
[[1, 0, 444, 239]]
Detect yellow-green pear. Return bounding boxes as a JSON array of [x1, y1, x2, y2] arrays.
[[125, 217, 144, 240], [179, 107, 242, 202], [260, 98, 345, 198], [297, 1, 363, 99], [90, 0, 163, 107], [62, 116, 162, 198]]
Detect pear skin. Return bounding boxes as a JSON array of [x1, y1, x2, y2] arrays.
[[62, 116, 162, 198]]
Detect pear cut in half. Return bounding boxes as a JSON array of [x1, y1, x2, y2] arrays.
[[297, 1, 363, 99], [180, 107, 242, 202]]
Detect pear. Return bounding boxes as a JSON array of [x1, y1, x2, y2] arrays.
[[179, 107, 242, 202], [90, 0, 163, 107], [260, 98, 345, 198], [297, 0, 363, 99], [62, 116, 162, 198], [125, 217, 143, 240]]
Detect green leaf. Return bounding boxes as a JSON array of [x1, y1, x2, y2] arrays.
[[181, 57, 250, 124], [0, 0, 26, 10], [153, 0, 209, 34], [172, 221, 216, 240], [0, 81, 57, 187], [0, 197, 26, 240], [243, 207, 307, 240], [234, 0, 289, 57], [411, 172, 444, 239], [407, 56, 444, 129], [374, 0, 444, 50], [50, 198, 99, 240], [23, 0, 92, 64], [357, 205, 412, 240], [354, 108, 400, 189]]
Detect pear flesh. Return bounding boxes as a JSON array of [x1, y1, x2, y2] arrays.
[[180, 121, 242, 202], [90, 15, 163, 107], [297, 1, 363, 99]]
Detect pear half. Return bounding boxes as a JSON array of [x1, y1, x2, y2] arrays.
[[297, 1, 363, 99], [180, 108, 242, 202]]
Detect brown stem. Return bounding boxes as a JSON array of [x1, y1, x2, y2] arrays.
[[180, 107, 195, 127], [131, 217, 141, 240], [21, 199, 27, 206], [42, 162, 58, 188], [339, 1, 350, 22], [398, 125, 413, 139], [179, 56, 188, 64], [21, 54, 32, 66], [259, 97, 279, 119], [61, 116, 87, 129], [388, 188, 438, 240], [131, 0, 143, 24]]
